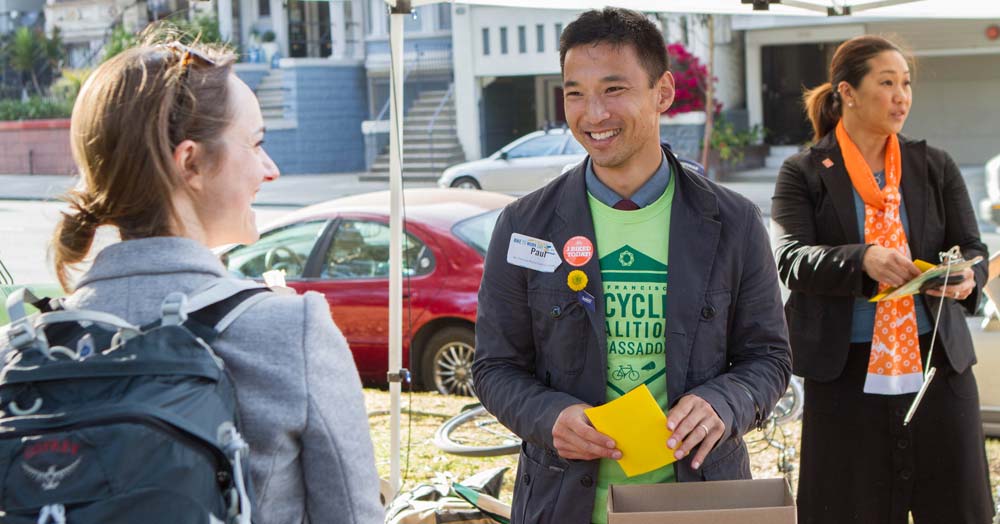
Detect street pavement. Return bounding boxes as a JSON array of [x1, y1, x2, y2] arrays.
[[0, 173, 435, 208]]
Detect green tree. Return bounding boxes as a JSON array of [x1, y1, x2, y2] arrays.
[[8, 27, 44, 95], [6, 26, 64, 97]]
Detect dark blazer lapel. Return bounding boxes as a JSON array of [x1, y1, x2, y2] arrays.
[[664, 151, 720, 405], [553, 163, 608, 378], [899, 137, 928, 258], [813, 133, 861, 245]]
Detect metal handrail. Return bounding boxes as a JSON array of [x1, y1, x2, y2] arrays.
[[374, 63, 413, 121], [374, 42, 429, 121], [425, 82, 454, 173]]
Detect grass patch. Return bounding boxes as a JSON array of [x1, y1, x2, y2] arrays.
[[365, 388, 1000, 505]]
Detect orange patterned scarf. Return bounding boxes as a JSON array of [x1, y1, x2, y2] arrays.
[[835, 120, 923, 395]]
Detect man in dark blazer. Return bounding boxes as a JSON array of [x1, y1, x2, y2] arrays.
[[472, 8, 791, 524]]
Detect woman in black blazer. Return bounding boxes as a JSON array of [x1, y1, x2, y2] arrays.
[[771, 35, 992, 523]]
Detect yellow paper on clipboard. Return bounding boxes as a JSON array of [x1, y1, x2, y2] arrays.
[[584, 385, 676, 477], [870, 257, 982, 302]]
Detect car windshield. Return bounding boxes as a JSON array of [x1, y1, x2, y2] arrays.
[[506, 134, 566, 159], [223, 220, 328, 279], [452, 209, 503, 256]]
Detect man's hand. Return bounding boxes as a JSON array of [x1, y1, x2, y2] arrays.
[[666, 394, 725, 470], [552, 404, 622, 461], [862, 245, 922, 287]]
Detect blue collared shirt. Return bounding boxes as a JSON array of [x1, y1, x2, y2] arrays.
[[585, 152, 672, 208]]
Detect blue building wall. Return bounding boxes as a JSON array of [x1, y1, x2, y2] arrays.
[[237, 62, 368, 174]]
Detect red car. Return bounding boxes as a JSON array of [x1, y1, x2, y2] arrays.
[[220, 188, 513, 395]]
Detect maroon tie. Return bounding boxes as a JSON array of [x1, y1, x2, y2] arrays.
[[613, 199, 640, 211]]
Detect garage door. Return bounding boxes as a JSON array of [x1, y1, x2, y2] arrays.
[[904, 54, 1000, 165]]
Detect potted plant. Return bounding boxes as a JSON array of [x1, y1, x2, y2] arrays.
[[260, 30, 279, 65], [703, 118, 767, 178]]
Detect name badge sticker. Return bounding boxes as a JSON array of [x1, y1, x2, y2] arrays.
[[507, 233, 562, 272], [563, 236, 594, 267]]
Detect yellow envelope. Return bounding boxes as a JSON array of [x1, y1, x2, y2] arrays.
[[584, 384, 676, 477]]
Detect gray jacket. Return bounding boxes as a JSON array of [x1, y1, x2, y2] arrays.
[[55, 237, 382, 524], [473, 148, 792, 523]]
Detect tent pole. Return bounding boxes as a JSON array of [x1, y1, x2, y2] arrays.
[[388, 0, 410, 496]]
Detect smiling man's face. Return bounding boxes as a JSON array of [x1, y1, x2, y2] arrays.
[[562, 42, 674, 175]]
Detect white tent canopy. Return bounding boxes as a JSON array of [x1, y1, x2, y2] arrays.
[[407, 0, 1000, 18], [380, 0, 1000, 494]]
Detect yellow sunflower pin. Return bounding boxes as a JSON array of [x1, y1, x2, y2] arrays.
[[567, 270, 588, 292]]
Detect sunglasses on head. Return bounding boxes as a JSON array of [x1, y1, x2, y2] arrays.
[[161, 42, 217, 80]]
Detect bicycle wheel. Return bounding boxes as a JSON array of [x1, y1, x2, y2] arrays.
[[433, 404, 521, 457], [770, 376, 804, 426]]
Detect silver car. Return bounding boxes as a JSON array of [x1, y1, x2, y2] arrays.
[[978, 152, 1000, 228], [437, 128, 586, 195]]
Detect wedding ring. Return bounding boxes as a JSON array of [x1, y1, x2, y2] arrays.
[[699, 424, 710, 437]]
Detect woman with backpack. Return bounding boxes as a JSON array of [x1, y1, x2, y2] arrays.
[[41, 32, 383, 523]]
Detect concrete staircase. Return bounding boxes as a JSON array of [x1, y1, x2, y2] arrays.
[[255, 69, 296, 130], [362, 87, 465, 182]]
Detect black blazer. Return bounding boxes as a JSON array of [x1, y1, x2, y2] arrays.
[[771, 131, 987, 382], [474, 146, 791, 523]]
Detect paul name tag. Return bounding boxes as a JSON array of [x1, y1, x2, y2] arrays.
[[507, 233, 562, 272]]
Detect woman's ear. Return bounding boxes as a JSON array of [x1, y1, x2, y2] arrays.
[[172, 139, 204, 191], [837, 81, 854, 107]]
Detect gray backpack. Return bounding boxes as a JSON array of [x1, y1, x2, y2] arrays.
[[0, 279, 272, 524]]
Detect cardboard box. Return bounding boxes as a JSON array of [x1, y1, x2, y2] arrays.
[[607, 478, 796, 524]]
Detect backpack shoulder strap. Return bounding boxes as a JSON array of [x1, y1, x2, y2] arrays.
[[181, 279, 273, 338], [4, 287, 56, 326]]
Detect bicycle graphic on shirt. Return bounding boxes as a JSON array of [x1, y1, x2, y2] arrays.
[[611, 364, 640, 381]]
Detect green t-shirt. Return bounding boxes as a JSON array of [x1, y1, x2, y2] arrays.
[[587, 176, 676, 524]]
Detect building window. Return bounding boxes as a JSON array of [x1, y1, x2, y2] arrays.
[[536, 24, 544, 52], [500, 26, 508, 54], [482, 27, 490, 55], [554, 23, 563, 49], [437, 4, 451, 30], [258, 0, 269, 17], [367, 0, 388, 36], [518, 25, 526, 53]]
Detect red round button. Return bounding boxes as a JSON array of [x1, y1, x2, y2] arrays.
[[563, 236, 594, 267]]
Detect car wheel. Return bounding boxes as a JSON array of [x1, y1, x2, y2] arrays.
[[421, 326, 476, 396], [451, 176, 481, 190]]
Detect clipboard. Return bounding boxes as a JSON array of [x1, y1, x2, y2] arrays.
[[869, 256, 983, 302]]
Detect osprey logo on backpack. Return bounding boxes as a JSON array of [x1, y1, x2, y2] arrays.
[[22, 438, 83, 490], [0, 280, 270, 524], [23, 457, 82, 491]]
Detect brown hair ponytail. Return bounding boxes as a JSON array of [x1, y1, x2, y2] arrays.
[[803, 82, 841, 144], [53, 192, 103, 290]]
